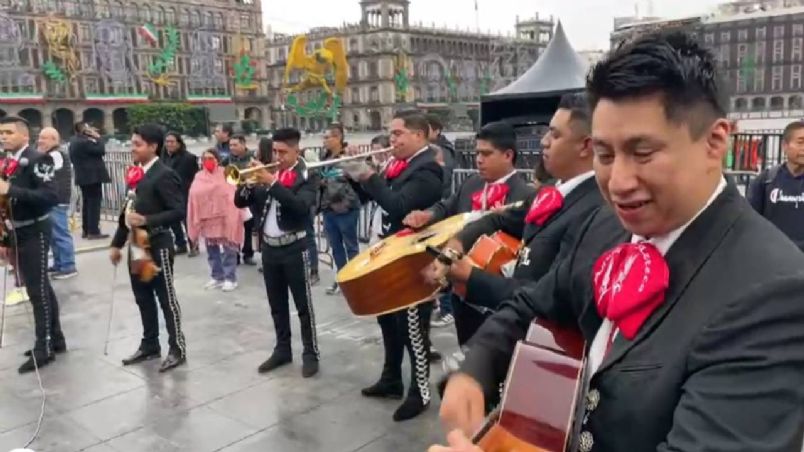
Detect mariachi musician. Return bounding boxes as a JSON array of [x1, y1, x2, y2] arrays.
[[0, 116, 65, 374], [437, 93, 602, 348], [110, 124, 187, 373], [342, 111, 444, 422], [435, 31, 804, 452], [234, 128, 322, 378], [403, 121, 536, 347]]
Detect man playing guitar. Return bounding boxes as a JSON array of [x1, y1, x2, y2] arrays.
[[434, 94, 601, 349], [434, 31, 804, 452], [403, 121, 536, 346]]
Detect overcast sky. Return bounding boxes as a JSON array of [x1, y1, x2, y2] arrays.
[[262, 0, 726, 50]]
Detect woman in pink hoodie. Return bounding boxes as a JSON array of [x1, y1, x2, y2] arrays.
[[187, 149, 248, 292]]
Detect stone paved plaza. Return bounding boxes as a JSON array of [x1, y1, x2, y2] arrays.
[[0, 241, 456, 452]]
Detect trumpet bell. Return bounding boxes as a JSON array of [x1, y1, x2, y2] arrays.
[[224, 165, 243, 185]]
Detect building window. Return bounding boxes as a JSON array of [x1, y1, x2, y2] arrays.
[[738, 29, 748, 41], [774, 25, 785, 38], [756, 26, 766, 40], [351, 87, 360, 104], [704, 33, 715, 46], [772, 66, 783, 91], [755, 41, 766, 64], [754, 68, 765, 92], [794, 24, 804, 37], [370, 86, 379, 103], [736, 70, 747, 93], [719, 44, 730, 67], [792, 65, 802, 90], [773, 40, 784, 63], [793, 38, 803, 62], [737, 43, 748, 65], [720, 31, 731, 42]]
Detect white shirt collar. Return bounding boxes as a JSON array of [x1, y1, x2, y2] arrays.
[[488, 169, 517, 185], [142, 156, 159, 174], [405, 145, 430, 163], [557, 171, 594, 197], [12, 146, 27, 161], [631, 176, 727, 255]]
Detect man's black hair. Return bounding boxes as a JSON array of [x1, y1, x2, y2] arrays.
[[782, 120, 804, 143], [273, 128, 302, 148], [217, 123, 234, 137], [165, 131, 187, 153], [476, 121, 517, 164], [587, 30, 726, 138], [258, 137, 274, 163], [393, 111, 430, 136], [1, 116, 30, 132], [231, 134, 247, 145], [203, 147, 221, 163], [557, 92, 592, 135], [132, 123, 165, 154], [425, 113, 443, 133]]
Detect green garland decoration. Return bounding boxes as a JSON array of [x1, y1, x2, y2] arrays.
[[43, 60, 67, 83], [147, 27, 179, 81], [286, 91, 341, 121], [446, 72, 459, 103], [394, 69, 409, 101], [479, 71, 493, 97], [233, 54, 256, 88]]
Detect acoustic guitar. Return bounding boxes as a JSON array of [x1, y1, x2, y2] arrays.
[[336, 212, 476, 316], [472, 319, 587, 452], [452, 231, 522, 299]]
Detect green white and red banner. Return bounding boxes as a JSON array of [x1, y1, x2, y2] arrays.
[[186, 95, 233, 104], [0, 93, 45, 104], [138, 23, 158, 46]]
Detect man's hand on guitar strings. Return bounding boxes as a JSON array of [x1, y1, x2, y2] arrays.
[[403, 210, 433, 229], [427, 430, 483, 452], [422, 260, 449, 286], [439, 373, 486, 438]]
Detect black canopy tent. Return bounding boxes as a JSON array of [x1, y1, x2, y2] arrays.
[[480, 21, 590, 127]]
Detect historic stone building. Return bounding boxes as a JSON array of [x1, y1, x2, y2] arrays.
[[0, 0, 268, 138], [610, 0, 804, 130], [264, 0, 554, 132]]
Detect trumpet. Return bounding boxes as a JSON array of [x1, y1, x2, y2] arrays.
[[224, 147, 393, 186]]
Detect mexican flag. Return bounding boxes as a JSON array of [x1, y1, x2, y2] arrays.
[[138, 23, 158, 46]]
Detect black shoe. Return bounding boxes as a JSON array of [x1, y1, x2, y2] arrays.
[[86, 233, 110, 240], [243, 256, 257, 266], [325, 283, 340, 295], [18, 352, 54, 374], [81, 232, 88, 239], [309, 272, 320, 286], [361, 380, 404, 399], [393, 396, 429, 422], [257, 351, 292, 374], [175, 246, 188, 255], [121, 348, 161, 366], [302, 355, 319, 378], [24, 341, 66, 357], [158, 352, 186, 373]]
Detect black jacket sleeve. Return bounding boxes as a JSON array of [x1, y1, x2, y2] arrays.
[[75, 137, 106, 158], [659, 274, 804, 452], [459, 214, 587, 403], [457, 205, 527, 251], [268, 170, 320, 217], [427, 186, 463, 225], [111, 209, 129, 249], [8, 154, 58, 209], [178, 154, 199, 191], [234, 184, 267, 209], [145, 171, 185, 227], [360, 163, 443, 218]]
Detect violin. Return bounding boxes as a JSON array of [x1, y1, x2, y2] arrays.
[[124, 191, 160, 282]]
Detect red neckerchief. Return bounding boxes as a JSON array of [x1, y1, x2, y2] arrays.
[[524, 186, 564, 225], [125, 166, 145, 189], [592, 242, 670, 340], [385, 158, 408, 180], [471, 183, 509, 211]]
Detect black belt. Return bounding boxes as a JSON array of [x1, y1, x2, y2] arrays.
[[262, 230, 306, 247]]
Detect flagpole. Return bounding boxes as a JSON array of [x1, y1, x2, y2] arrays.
[[474, 0, 480, 32]]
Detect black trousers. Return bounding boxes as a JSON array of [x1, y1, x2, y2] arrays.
[[242, 219, 255, 259], [376, 302, 433, 402], [15, 222, 64, 353], [453, 295, 490, 347], [129, 240, 186, 356], [170, 220, 188, 249], [79, 183, 103, 235], [261, 240, 318, 359]]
